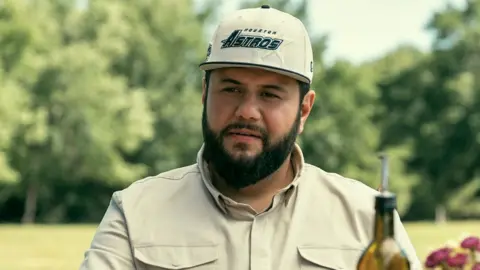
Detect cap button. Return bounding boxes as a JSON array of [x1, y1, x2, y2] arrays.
[[260, 4, 270, 9]]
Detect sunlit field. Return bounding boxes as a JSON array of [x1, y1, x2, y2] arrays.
[[1, 221, 479, 270]]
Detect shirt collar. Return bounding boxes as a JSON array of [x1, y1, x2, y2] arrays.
[[197, 143, 305, 213]]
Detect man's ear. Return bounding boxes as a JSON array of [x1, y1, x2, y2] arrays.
[[298, 89, 316, 134], [202, 76, 207, 105]]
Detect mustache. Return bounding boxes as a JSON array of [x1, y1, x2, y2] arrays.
[[220, 123, 268, 140]]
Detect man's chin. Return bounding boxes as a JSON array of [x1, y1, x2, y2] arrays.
[[223, 149, 261, 163], [226, 157, 257, 168]]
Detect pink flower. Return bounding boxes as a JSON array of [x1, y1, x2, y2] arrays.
[[472, 263, 480, 270], [461, 236, 480, 251], [425, 247, 452, 267], [446, 253, 468, 267]]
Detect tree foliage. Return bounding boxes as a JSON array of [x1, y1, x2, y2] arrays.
[[0, 0, 479, 223]]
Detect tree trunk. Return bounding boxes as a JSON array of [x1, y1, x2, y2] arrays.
[[21, 180, 38, 224], [435, 204, 447, 224]]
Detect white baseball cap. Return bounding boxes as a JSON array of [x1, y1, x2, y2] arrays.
[[199, 5, 314, 84]]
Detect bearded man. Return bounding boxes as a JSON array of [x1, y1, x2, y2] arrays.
[[80, 5, 421, 270]]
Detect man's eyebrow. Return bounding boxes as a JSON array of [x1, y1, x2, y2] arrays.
[[220, 78, 286, 92], [261, 84, 286, 92], [220, 78, 242, 85]]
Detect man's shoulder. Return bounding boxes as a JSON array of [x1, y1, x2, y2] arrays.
[[303, 163, 379, 199], [302, 163, 379, 217], [133, 164, 200, 185], [109, 163, 216, 242], [116, 164, 201, 199], [302, 164, 420, 267]]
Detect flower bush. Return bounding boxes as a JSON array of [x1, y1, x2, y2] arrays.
[[425, 236, 480, 269]]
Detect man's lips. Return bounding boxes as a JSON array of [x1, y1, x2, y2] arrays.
[[227, 128, 262, 138], [226, 129, 263, 143]]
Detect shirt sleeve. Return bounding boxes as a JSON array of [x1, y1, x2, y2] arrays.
[[394, 210, 422, 270], [79, 191, 135, 270]]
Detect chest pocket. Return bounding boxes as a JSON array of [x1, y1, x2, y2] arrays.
[[134, 245, 219, 270], [298, 246, 363, 270]]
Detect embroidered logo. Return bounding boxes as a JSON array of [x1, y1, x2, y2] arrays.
[[220, 29, 283, 51]]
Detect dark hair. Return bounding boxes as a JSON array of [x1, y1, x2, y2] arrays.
[[204, 70, 310, 102]]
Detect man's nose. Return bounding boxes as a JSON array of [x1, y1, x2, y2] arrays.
[[234, 95, 261, 121]]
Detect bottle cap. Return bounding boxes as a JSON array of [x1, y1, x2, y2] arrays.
[[375, 191, 397, 212]]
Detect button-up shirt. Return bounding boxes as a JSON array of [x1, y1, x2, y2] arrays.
[[80, 143, 421, 270]]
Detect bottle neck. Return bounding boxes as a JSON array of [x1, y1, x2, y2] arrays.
[[373, 208, 395, 242]]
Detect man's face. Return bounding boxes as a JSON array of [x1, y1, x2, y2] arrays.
[[201, 67, 314, 190]]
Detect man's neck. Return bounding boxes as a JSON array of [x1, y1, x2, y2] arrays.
[[210, 155, 295, 213]]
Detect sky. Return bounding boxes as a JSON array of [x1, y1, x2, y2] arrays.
[[199, 0, 467, 64], [309, 0, 465, 64]]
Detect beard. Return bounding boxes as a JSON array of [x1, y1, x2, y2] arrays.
[[201, 106, 300, 190]]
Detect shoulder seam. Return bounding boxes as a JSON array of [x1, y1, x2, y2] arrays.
[[133, 166, 200, 185], [158, 170, 200, 180], [303, 163, 371, 189]]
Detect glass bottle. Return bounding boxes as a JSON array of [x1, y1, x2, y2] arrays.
[[356, 155, 411, 270]]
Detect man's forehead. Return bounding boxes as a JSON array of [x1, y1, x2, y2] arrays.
[[211, 67, 296, 86]]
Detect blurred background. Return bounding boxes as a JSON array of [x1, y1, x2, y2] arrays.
[[0, 0, 479, 269]]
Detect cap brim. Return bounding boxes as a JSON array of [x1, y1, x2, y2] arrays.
[[199, 61, 311, 84]]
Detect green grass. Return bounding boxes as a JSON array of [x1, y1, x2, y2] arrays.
[[1, 221, 479, 270]]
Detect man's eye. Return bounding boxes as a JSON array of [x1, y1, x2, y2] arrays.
[[262, 92, 280, 99], [222, 87, 239, 93]]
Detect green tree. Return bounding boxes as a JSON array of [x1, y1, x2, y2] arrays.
[[378, 0, 480, 219], [1, 1, 154, 223]]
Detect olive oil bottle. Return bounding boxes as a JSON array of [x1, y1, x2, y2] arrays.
[[356, 154, 411, 270]]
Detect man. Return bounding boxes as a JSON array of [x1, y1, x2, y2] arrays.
[[80, 5, 421, 270]]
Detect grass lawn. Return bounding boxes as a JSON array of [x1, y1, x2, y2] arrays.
[[0, 221, 479, 270]]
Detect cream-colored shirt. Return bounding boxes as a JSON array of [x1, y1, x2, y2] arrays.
[[80, 144, 421, 270]]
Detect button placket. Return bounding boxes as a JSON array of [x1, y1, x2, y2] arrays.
[[250, 216, 271, 270]]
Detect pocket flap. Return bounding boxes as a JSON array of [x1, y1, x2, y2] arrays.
[[134, 245, 218, 269], [298, 246, 362, 270]]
